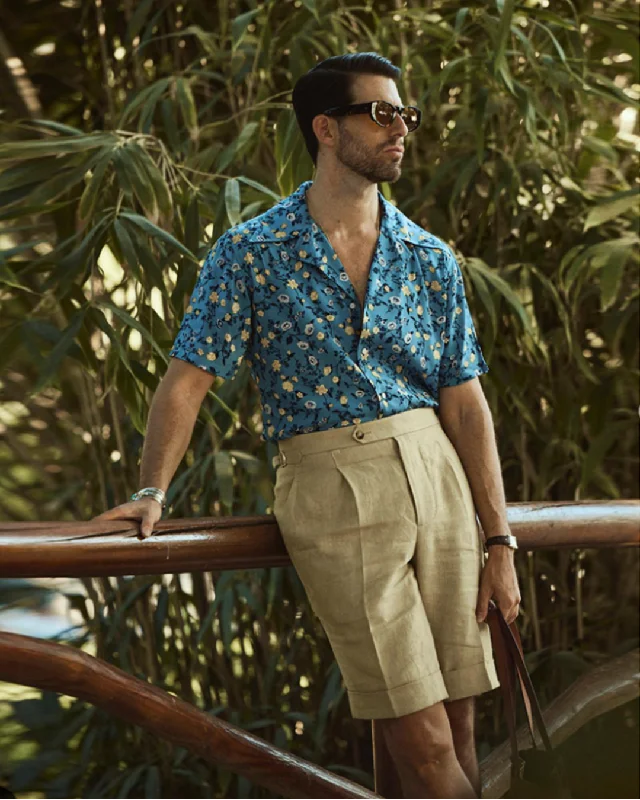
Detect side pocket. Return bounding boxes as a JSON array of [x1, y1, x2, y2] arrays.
[[272, 466, 298, 521]]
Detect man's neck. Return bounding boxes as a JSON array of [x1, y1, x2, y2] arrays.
[[305, 174, 381, 239]]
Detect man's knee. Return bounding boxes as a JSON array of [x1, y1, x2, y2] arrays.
[[378, 701, 457, 768]]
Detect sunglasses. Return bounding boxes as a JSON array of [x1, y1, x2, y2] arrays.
[[321, 100, 422, 132]]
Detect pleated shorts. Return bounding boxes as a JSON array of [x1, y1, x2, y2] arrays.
[[271, 406, 500, 720]]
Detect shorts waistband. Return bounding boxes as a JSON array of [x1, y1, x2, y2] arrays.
[[272, 406, 440, 468]]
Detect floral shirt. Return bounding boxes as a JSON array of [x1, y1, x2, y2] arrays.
[[169, 179, 489, 442]]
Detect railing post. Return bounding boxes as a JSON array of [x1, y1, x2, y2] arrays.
[[372, 719, 403, 797]]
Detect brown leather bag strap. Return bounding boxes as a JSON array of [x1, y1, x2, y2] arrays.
[[495, 605, 555, 753], [487, 602, 522, 783], [488, 598, 558, 787]]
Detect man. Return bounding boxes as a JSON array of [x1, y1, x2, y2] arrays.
[[96, 52, 521, 799]]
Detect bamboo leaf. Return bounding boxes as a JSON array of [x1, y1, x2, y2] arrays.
[[120, 144, 158, 219], [231, 8, 261, 50], [113, 218, 141, 278], [235, 176, 281, 201], [584, 188, 639, 231], [0, 133, 117, 161], [225, 178, 241, 227], [465, 257, 539, 341], [97, 300, 168, 363], [175, 77, 198, 138], [30, 305, 89, 396], [78, 148, 114, 223], [599, 245, 630, 312], [131, 144, 173, 219], [119, 211, 198, 262], [119, 78, 170, 127], [185, 193, 200, 255]]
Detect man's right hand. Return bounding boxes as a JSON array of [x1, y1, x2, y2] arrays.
[[92, 498, 163, 539]]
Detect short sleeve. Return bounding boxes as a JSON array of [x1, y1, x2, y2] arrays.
[[169, 232, 253, 381], [437, 249, 489, 387]]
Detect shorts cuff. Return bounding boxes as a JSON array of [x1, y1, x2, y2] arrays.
[[347, 669, 449, 720], [442, 659, 501, 701]]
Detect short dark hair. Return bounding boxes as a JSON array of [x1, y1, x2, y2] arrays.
[[292, 52, 402, 167]]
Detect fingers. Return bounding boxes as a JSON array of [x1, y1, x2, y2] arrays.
[[139, 510, 161, 539], [91, 500, 162, 540], [502, 602, 521, 626]]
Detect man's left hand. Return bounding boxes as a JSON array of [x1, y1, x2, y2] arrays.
[[476, 546, 521, 625]]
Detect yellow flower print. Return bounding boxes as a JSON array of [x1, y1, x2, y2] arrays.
[[282, 380, 294, 391], [430, 280, 442, 292], [455, 306, 462, 315], [232, 302, 240, 313], [272, 359, 281, 371], [323, 366, 332, 375], [433, 350, 441, 360], [316, 384, 329, 395], [244, 251, 254, 264], [287, 279, 299, 289], [256, 273, 266, 285], [206, 352, 216, 361], [310, 290, 319, 301]]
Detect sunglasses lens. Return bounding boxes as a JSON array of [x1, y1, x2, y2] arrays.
[[403, 107, 419, 131], [375, 102, 419, 131], [374, 102, 395, 126]]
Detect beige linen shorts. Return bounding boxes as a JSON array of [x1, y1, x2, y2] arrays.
[[271, 406, 500, 720]]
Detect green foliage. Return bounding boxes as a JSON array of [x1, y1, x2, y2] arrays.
[[0, 0, 638, 797]]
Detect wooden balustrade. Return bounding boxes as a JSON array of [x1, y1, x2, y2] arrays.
[[0, 631, 378, 799], [1, 499, 639, 797], [1, 500, 638, 579]]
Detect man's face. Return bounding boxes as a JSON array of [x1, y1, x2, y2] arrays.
[[321, 74, 410, 184]]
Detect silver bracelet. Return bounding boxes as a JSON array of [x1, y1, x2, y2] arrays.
[[130, 487, 167, 508]]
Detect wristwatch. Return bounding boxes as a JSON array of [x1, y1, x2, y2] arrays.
[[130, 487, 167, 509], [484, 534, 518, 551]]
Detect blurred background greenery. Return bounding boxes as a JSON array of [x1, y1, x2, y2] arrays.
[[0, 0, 638, 797]]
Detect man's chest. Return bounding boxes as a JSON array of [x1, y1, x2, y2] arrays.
[[329, 235, 378, 320]]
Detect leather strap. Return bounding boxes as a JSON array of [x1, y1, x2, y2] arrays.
[[487, 600, 555, 782]]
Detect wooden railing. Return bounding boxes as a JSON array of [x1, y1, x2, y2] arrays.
[[1, 500, 639, 798]]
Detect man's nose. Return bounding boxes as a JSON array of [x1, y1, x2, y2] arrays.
[[392, 112, 409, 136]]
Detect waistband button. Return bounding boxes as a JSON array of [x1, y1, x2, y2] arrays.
[[354, 429, 365, 441]]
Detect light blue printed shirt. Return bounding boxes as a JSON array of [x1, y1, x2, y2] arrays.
[[169, 180, 489, 442]]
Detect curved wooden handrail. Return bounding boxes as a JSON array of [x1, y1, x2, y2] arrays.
[[1, 500, 638, 578], [479, 648, 640, 798], [0, 631, 379, 799]]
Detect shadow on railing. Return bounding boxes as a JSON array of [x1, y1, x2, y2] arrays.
[[1, 500, 639, 798]]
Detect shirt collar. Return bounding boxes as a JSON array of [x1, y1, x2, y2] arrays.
[[243, 180, 433, 248]]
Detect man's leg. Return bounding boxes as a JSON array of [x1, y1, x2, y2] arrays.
[[377, 701, 477, 799], [445, 696, 481, 796]]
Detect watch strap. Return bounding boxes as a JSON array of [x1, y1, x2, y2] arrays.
[[484, 534, 518, 550]]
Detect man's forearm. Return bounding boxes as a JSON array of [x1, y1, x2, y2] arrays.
[[439, 405, 511, 542], [138, 380, 200, 492]]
